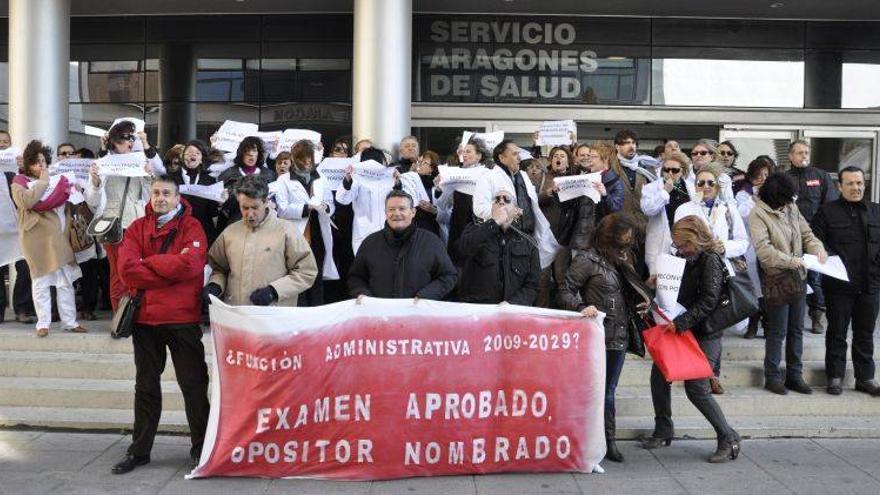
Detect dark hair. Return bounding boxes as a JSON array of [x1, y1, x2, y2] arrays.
[[719, 140, 739, 158], [360, 146, 386, 165], [591, 212, 641, 268], [332, 138, 352, 157], [21, 140, 52, 175], [492, 139, 516, 165], [652, 144, 666, 159], [291, 139, 315, 170], [182, 139, 210, 172], [547, 146, 573, 175], [758, 173, 796, 210], [614, 129, 638, 146], [108, 120, 136, 144], [56, 142, 76, 155], [77, 147, 96, 159], [385, 189, 414, 208], [0, 130, 9, 138], [151, 174, 180, 194], [839, 166, 865, 182], [746, 156, 775, 182], [235, 174, 269, 201], [419, 150, 441, 176], [466, 138, 491, 166], [234, 136, 265, 169]]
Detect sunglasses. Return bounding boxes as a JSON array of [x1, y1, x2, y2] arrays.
[[333, 145, 348, 153], [663, 167, 681, 174], [718, 151, 736, 157], [696, 180, 716, 188], [119, 134, 137, 143], [691, 150, 711, 156], [494, 195, 512, 204]]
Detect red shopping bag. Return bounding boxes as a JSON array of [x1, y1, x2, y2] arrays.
[[642, 324, 714, 382]]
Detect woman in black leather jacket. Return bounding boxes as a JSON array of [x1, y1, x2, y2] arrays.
[[641, 215, 741, 463], [558, 212, 649, 464]]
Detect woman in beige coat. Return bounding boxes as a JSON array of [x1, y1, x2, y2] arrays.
[[748, 173, 826, 395], [11, 141, 87, 337]]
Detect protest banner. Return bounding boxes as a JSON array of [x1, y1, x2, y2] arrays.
[[213, 121, 260, 153], [0, 176, 23, 266], [95, 152, 149, 177], [180, 182, 226, 203], [50, 158, 94, 188], [189, 297, 605, 480], [0, 147, 21, 174], [316, 157, 355, 191], [654, 253, 687, 320], [554, 173, 602, 203], [438, 165, 485, 196], [461, 131, 505, 151], [537, 120, 577, 146]]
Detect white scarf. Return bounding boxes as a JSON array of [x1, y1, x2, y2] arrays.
[[618, 154, 658, 182], [157, 204, 182, 228]]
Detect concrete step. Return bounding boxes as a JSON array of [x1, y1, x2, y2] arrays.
[[0, 405, 188, 432], [615, 415, 880, 440], [0, 377, 191, 411], [0, 350, 856, 389]]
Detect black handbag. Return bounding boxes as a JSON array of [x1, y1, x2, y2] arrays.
[[622, 266, 655, 358], [704, 260, 760, 335], [87, 177, 131, 245], [110, 227, 179, 339]]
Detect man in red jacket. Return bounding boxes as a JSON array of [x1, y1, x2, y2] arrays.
[[112, 175, 210, 475]]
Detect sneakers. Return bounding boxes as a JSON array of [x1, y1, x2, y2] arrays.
[[827, 377, 843, 396], [808, 308, 826, 334], [784, 377, 813, 395], [855, 379, 880, 397]]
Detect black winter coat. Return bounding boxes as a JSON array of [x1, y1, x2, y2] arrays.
[[787, 165, 838, 223], [674, 251, 725, 340], [216, 166, 278, 232], [169, 169, 220, 246], [455, 220, 541, 306], [812, 198, 880, 294], [348, 223, 458, 299]]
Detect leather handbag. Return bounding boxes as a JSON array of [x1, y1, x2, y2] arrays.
[[704, 266, 760, 334], [110, 227, 178, 339], [68, 202, 95, 253], [761, 268, 805, 308], [87, 177, 131, 245]]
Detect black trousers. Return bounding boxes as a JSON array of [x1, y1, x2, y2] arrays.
[[0, 260, 35, 316], [650, 337, 736, 442], [825, 291, 879, 382], [77, 258, 100, 312], [129, 323, 210, 458]]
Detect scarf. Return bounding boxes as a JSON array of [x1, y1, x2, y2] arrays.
[[293, 169, 312, 185], [241, 165, 259, 175], [156, 204, 182, 228], [617, 154, 658, 182], [184, 167, 199, 184]]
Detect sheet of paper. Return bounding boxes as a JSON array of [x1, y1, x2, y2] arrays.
[[554, 172, 602, 203], [803, 254, 849, 282], [655, 252, 687, 318], [438, 165, 484, 196], [352, 160, 395, 182], [537, 120, 577, 146], [316, 157, 354, 191], [0, 147, 21, 174], [180, 182, 225, 203], [95, 152, 149, 177], [50, 158, 94, 188], [111, 117, 145, 133], [27, 172, 76, 202], [212, 120, 259, 152], [461, 130, 505, 151], [255, 131, 282, 158]]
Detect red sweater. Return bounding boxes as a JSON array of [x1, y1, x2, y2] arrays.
[[117, 199, 208, 326]]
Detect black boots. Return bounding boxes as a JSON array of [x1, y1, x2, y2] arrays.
[[708, 434, 741, 463], [604, 409, 624, 463]]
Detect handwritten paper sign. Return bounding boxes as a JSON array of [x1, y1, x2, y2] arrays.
[[353, 160, 395, 183], [180, 182, 226, 203], [654, 253, 687, 320], [461, 131, 505, 151], [554, 172, 602, 203], [95, 152, 149, 177], [537, 120, 576, 146], [438, 165, 485, 196], [50, 159, 94, 188], [213, 121, 260, 153], [0, 147, 21, 174], [317, 157, 355, 191]]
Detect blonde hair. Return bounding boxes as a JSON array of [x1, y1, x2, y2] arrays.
[[663, 150, 692, 176], [672, 215, 725, 254], [591, 140, 616, 167]]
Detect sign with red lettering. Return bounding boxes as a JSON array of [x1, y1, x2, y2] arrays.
[[189, 297, 606, 481]]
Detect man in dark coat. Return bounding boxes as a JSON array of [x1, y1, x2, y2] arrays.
[[812, 166, 880, 397], [455, 189, 540, 305], [348, 190, 457, 299]]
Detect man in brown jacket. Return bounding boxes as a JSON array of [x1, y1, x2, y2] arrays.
[[205, 175, 317, 306]]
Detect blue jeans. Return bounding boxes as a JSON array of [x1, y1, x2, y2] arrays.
[[605, 349, 626, 415], [806, 270, 825, 313], [764, 295, 807, 383]]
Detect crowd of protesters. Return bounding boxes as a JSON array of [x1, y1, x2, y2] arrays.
[[1, 122, 878, 474]]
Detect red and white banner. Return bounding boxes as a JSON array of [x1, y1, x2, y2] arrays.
[[189, 298, 606, 481]]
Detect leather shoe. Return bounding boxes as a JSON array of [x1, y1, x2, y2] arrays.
[[827, 377, 843, 396], [112, 454, 150, 474], [764, 381, 788, 395], [67, 326, 88, 333], [784, 378, 813, 394], [710, 377, 725, 395], [16, 313, 36, 324], [855, 379, 880, 397]]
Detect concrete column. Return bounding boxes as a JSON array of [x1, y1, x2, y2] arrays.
[[805, 51, 842, 109], [8, 0, 70, 149], [158, 43, 197, 151], [352, 0, 412, 154]]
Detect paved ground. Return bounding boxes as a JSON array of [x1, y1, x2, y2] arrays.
[[1, 431, 879, 494]]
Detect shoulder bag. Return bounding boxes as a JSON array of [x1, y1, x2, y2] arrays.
[[87, 176, 131, 245]]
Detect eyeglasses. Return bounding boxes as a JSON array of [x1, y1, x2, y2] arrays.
[[333, 145, 348, 153], [494, 195, 512, 204], [696, 180, 716, 188], [662, 167, 682, 174], [718, 151, 736, 157], [691, 150, 711, 157], [119, 134, 137, 143]]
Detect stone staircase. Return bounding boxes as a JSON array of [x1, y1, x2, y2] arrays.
[[0, 312, 878, 440]]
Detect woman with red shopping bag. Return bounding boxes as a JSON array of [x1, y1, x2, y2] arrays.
[[641, 216, 741, 463]]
